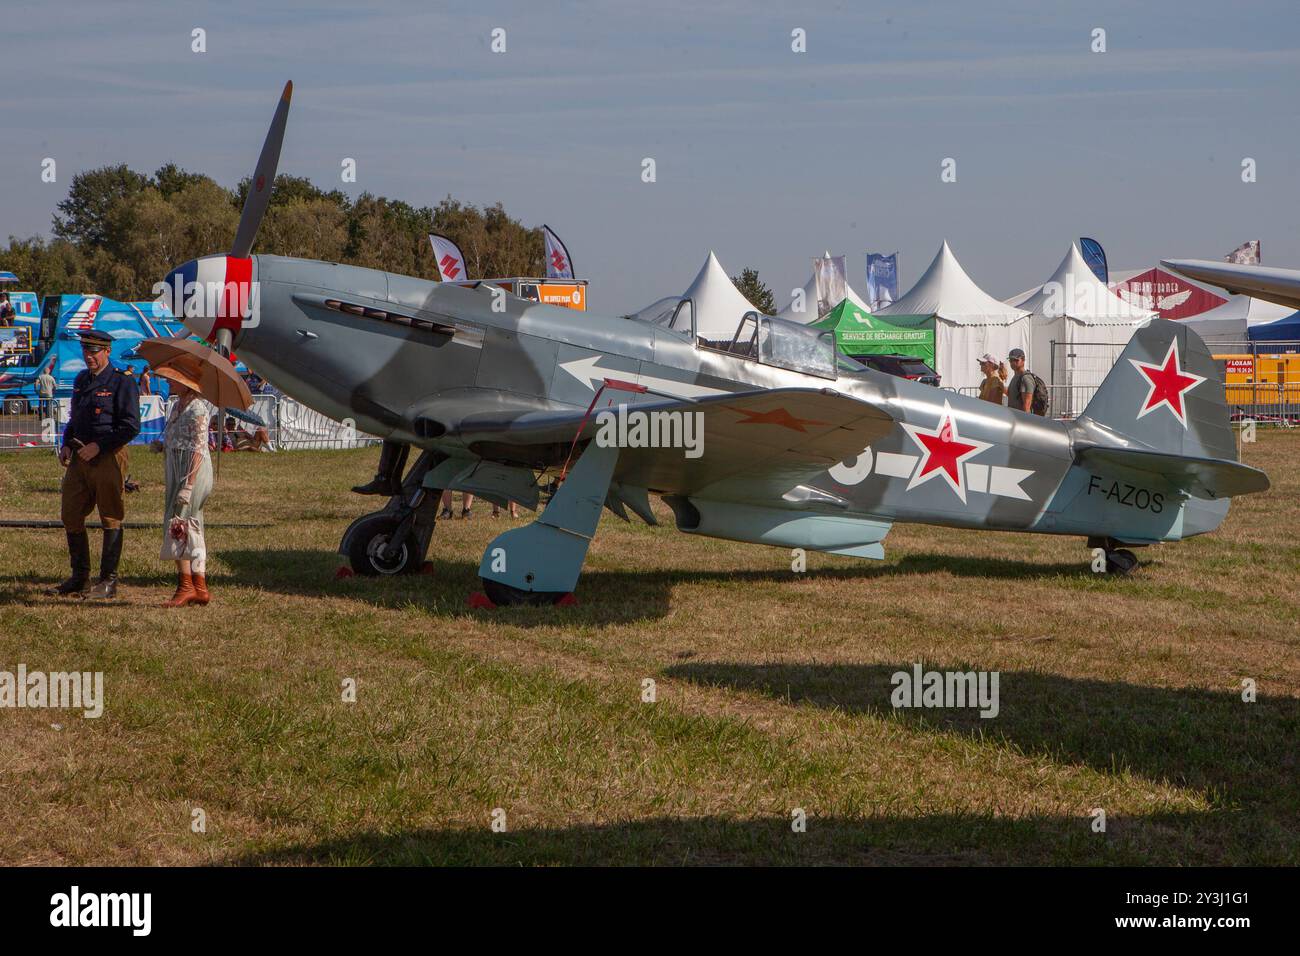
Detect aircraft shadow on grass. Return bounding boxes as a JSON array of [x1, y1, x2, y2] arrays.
[[666, 662, 1300, 845], [225, 810, 1219, 867], [205, 547, 1099, 627]]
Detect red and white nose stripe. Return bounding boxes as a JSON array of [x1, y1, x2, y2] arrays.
[[161, 254, 255, 341]]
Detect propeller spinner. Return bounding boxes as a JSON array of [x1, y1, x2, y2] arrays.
[[161, 81, 293, 351]]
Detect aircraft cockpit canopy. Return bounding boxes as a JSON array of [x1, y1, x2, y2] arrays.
[[704, 311, 841, 380]]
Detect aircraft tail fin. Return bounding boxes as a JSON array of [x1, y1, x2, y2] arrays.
[[1070, 318, 1268, 500]]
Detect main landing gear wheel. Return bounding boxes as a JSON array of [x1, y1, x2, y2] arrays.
[[1105, 548, 1139, 575], [348, 513, 418, 576], [480, 578, 567, 607]]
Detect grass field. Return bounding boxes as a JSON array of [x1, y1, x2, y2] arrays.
[[1, 431, 1297, 866]]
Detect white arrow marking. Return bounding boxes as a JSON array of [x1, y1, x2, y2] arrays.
[[559, 355, 729, 399], [988, 465, 1034, 500], [875, 452, 919, 479]]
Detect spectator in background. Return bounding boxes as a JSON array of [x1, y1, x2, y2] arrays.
[[138, 368, 153, 396], [36, 362, 57, 420], [977, 353, 1006, 406], [439, 490, 474, 520], [231, 422, 273, 452], [0, 293, 14, 327], [209, 415, 236, 452], [1007, 348, 1046, 416]]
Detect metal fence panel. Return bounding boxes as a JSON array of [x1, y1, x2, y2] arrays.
[[0, 394, 382, 452]]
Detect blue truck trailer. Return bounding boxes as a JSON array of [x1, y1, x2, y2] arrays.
[[1, 291, 184, 414]]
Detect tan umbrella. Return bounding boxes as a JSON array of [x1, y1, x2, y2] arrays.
[[137, 337, 252, 411]]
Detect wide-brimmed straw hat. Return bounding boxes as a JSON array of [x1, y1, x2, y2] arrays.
[[152, 360, 203, 394]]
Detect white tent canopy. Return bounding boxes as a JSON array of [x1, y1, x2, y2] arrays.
[[682, 251, 761, 340], [875, 241, 1030, 392], [777, 272, 819, 323], [844, 281, 873, 314], [1019, 243, 1155, 382], [626, 251, 760, 340], [1178, 292, 1292, 347]]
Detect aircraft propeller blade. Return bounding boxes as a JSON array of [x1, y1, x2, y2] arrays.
[[230, 80, 293, 259]]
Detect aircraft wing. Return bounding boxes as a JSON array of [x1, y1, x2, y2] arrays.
[[450, 386, 895, 498], [1161, 258, 1300, 311]]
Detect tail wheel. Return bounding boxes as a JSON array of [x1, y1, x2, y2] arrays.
[[481, 578, 567, 607], [1105, 548, 1139, 575], [348, 513, 418, 576]]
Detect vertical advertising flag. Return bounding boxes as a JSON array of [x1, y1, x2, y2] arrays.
[[866, 253, 898, 310], [429, 234, 469, 281], [813, 255, 847, 318], [542, 224, 575, 280], [1224, 240, 1261, 265], [1079, 238, 1108, 284]]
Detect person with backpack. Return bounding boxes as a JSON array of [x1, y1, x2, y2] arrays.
[[1007, 348, 1049, 416]]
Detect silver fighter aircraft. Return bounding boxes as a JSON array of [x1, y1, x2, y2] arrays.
[[1162, 257, 1300, 312], [157, 84, 1271, 605]]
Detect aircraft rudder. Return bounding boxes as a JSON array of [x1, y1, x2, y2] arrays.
[[1073, 317, 1236, 462]]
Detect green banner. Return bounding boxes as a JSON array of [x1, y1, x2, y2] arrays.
[[811, 302, 935, 365]]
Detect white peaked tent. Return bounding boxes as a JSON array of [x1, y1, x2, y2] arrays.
[[630, 251, 759, 341], [777, 272, 819, 323], [844, 281, 873, 313], [875, 241, 1030, 392], [1019, 243, 1156, 381]]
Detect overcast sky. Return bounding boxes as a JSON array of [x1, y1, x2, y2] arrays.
[[3, 0, 1299, 312]]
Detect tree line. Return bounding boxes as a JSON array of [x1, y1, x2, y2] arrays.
[[0, 163, 545, 301]]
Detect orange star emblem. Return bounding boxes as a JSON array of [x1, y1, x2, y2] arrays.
[[726, 405, 829, 433]]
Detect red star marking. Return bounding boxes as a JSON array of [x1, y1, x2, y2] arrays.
[[900, 402, 991, 503], [1129, 339, 1206, 428], [550, 249, 568, 273], [727, 405, 828, 433]]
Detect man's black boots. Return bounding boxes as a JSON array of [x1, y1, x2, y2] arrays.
[[351, 441, 410, 495], [83, 528, 123, 600], [48, 531, 91, 595]]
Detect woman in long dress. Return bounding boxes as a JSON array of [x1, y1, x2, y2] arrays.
[[153, 365, 215, 608]]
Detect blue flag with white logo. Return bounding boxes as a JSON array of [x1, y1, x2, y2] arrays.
[[866, 253, 898, 310]]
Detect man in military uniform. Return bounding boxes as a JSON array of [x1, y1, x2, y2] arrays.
[[48, 329, 140, 599]]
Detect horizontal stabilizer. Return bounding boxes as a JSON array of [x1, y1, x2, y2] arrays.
[[1076, 445, 1269, 500], [823, 543, 886, 560]]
